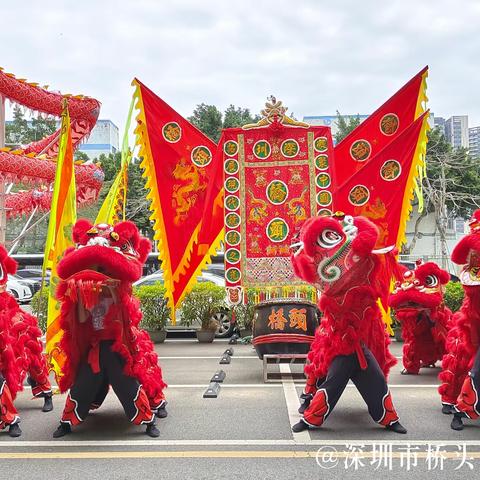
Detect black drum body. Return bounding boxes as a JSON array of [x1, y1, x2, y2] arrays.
[[252, 299, 319, 359]]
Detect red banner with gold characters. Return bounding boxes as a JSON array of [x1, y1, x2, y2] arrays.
[[221, 98, 335, 290], [133, 79, 223, 312], [333, 66, 428, 187], [334, 112, 430, 249]]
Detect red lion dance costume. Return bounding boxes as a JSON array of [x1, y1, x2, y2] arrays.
[[0, 245, 53, 438], [52, 220, 167, 438], [290, 213, 406, 434], [389, 261, 451, 375], [439, 210, 480, 430]]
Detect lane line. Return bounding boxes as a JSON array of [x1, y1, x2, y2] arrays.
[[20, 383, 443, 390], [279, 363, 311, 443], [1, 450, 480, 459], [3, 439, 480, 448]]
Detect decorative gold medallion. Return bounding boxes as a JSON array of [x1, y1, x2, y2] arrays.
[[225, 195, 240, 211], [315, 154, 329, 171], [191, 145, 212, 167], [379, 113, 400, 136], [314, 137, 328, 153], [253, 140, 271, 159], [162, 122, 181, 143], [380, 159, 402, 181], [225, 248, 241, 264], [224, 140, 239, 156], [225, 176, 240, 193], [225, 212, 241, 229], [316, 190, 333, 206], [348, 184, 370, 206], [226, 267, 241, 283], [350, 139, 371, 162], [281, 139, 300, 158], [266, 217, 289, 243], [226, 230, 241, 246], [266, 180, 289, 205], [224, 158, 239, 174], [316, 173, 331, 189]]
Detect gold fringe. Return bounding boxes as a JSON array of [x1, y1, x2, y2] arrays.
[[395, 112, 430, 249]]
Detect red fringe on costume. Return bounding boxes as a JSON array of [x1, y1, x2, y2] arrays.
[[56, 282, 167, 402], [439, 286, 480, 405], [0, 292, 49, 399]]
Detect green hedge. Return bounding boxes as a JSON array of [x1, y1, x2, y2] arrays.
[[133, 284, 171, 331], [444, 281, 464, 313], [180, 282, 227, 331], [31, 288, 48, 334]]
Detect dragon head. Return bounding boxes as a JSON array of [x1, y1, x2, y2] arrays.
[[0, 244, 18, 288], [57, 219, 151, 288], [389, 260, 450, 311], [291, 212, 379, 293]]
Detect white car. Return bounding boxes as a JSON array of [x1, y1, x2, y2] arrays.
[[7, 274, 33, 303]]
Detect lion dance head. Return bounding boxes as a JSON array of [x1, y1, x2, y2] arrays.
[[389, 260, 450, 312]]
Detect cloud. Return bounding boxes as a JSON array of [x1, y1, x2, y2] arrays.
[[2, 0, 480, 128]]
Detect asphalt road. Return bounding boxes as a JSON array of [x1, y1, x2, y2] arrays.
[[1, 340, 479, 480]]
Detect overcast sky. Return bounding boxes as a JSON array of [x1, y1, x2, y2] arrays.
[[1, 0, 480, 129]]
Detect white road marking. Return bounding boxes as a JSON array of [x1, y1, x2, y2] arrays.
[[2, 439, 480, 448], [279, 363, 311, 443], [20, 383, 442, 390]]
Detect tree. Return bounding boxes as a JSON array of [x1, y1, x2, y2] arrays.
[[334, 111, 361, 143], [5, 105, 29, 145], [74, 151, 91, 162], [223, 105, 260, 129], [188, 104, 261, 142], [188, 104, 223, 142], [405, 128, 480, 263], [5, 105, 57, 146]]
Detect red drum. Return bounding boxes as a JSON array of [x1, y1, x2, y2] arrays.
[[252, 299, 319, 359]]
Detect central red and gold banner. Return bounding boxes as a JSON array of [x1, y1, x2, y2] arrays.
[[219, 100, 335, 292]]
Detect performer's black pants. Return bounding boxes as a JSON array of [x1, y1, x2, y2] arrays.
[[455, 346, 480, 419], [61, 341, 153, 426], [303, 345, 399, 427]]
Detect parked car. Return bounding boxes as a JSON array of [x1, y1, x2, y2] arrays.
[[7, 274, 33, 303], [15, 268, 49, 295], [133, 270, 235, 337]]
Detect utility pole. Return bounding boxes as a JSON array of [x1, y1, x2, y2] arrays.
[[0, 94, 6, 244]]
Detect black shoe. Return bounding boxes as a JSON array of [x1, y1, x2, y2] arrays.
[[146, 422, 160, 438], [53, 423, 72, 438], [8, 423, 22, 438], [442, 404, 454, 415], [42, 395, 54, 412], [156, 403, 168, 419], [298, 393, 313, 414], [451, 413, 465, 431], [292, 420, 310, 433], [385, 421, 407, 434]]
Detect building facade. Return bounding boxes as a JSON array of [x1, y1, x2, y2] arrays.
[[444, 115, 469, 149], [77, 119, 119, 160], [302, 114, 369, 141], [469, 126, 480, 158]]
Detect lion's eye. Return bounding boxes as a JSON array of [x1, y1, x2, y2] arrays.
[[317, 229, 343, 249], [425, 275, 439, 287], [121, 243, 129, 251]]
